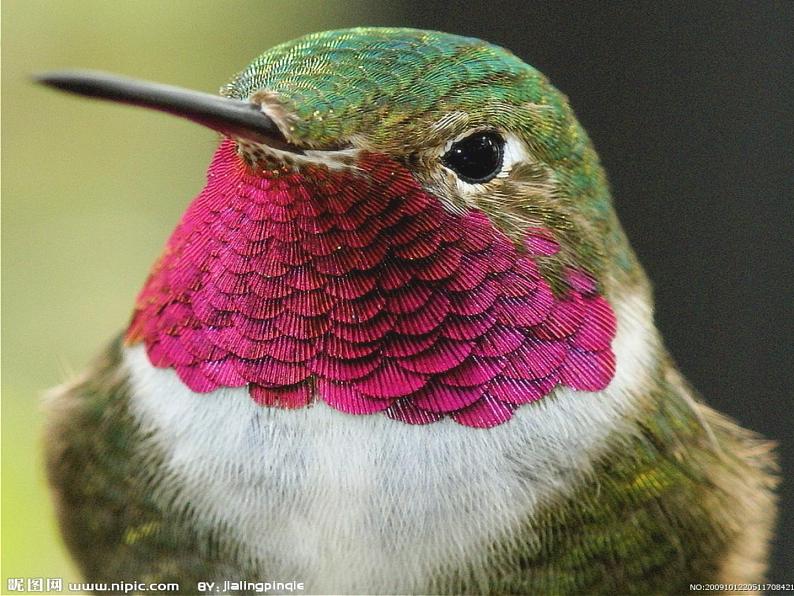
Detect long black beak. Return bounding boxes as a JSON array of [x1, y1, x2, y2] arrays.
[[35, 69, 299, 152]]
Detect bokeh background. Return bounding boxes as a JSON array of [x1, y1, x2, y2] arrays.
[[3, 0, 792, 590]]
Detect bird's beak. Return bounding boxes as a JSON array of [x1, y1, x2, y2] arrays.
[[35, 69, 301, 153]]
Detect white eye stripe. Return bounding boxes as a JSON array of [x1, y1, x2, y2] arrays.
[[496, 133, 530, 179]]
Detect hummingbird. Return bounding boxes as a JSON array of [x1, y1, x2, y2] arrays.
[[40, 28, 777, 594]]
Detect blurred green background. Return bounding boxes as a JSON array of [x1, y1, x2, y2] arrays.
[[2, 1, 403, 590]]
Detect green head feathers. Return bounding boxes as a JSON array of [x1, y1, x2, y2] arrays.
[[224, 28, 569, 153]]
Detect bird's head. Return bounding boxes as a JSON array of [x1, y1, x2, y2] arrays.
[[39, 28, 649, 427]]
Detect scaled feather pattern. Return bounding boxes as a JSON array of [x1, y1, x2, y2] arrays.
[[127, 140, 617, 427]]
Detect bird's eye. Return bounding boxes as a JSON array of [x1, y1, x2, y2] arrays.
[[441, 131, 505, 184]]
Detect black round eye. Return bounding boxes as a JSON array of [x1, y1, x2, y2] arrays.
[[442, 131, 505, 184]]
